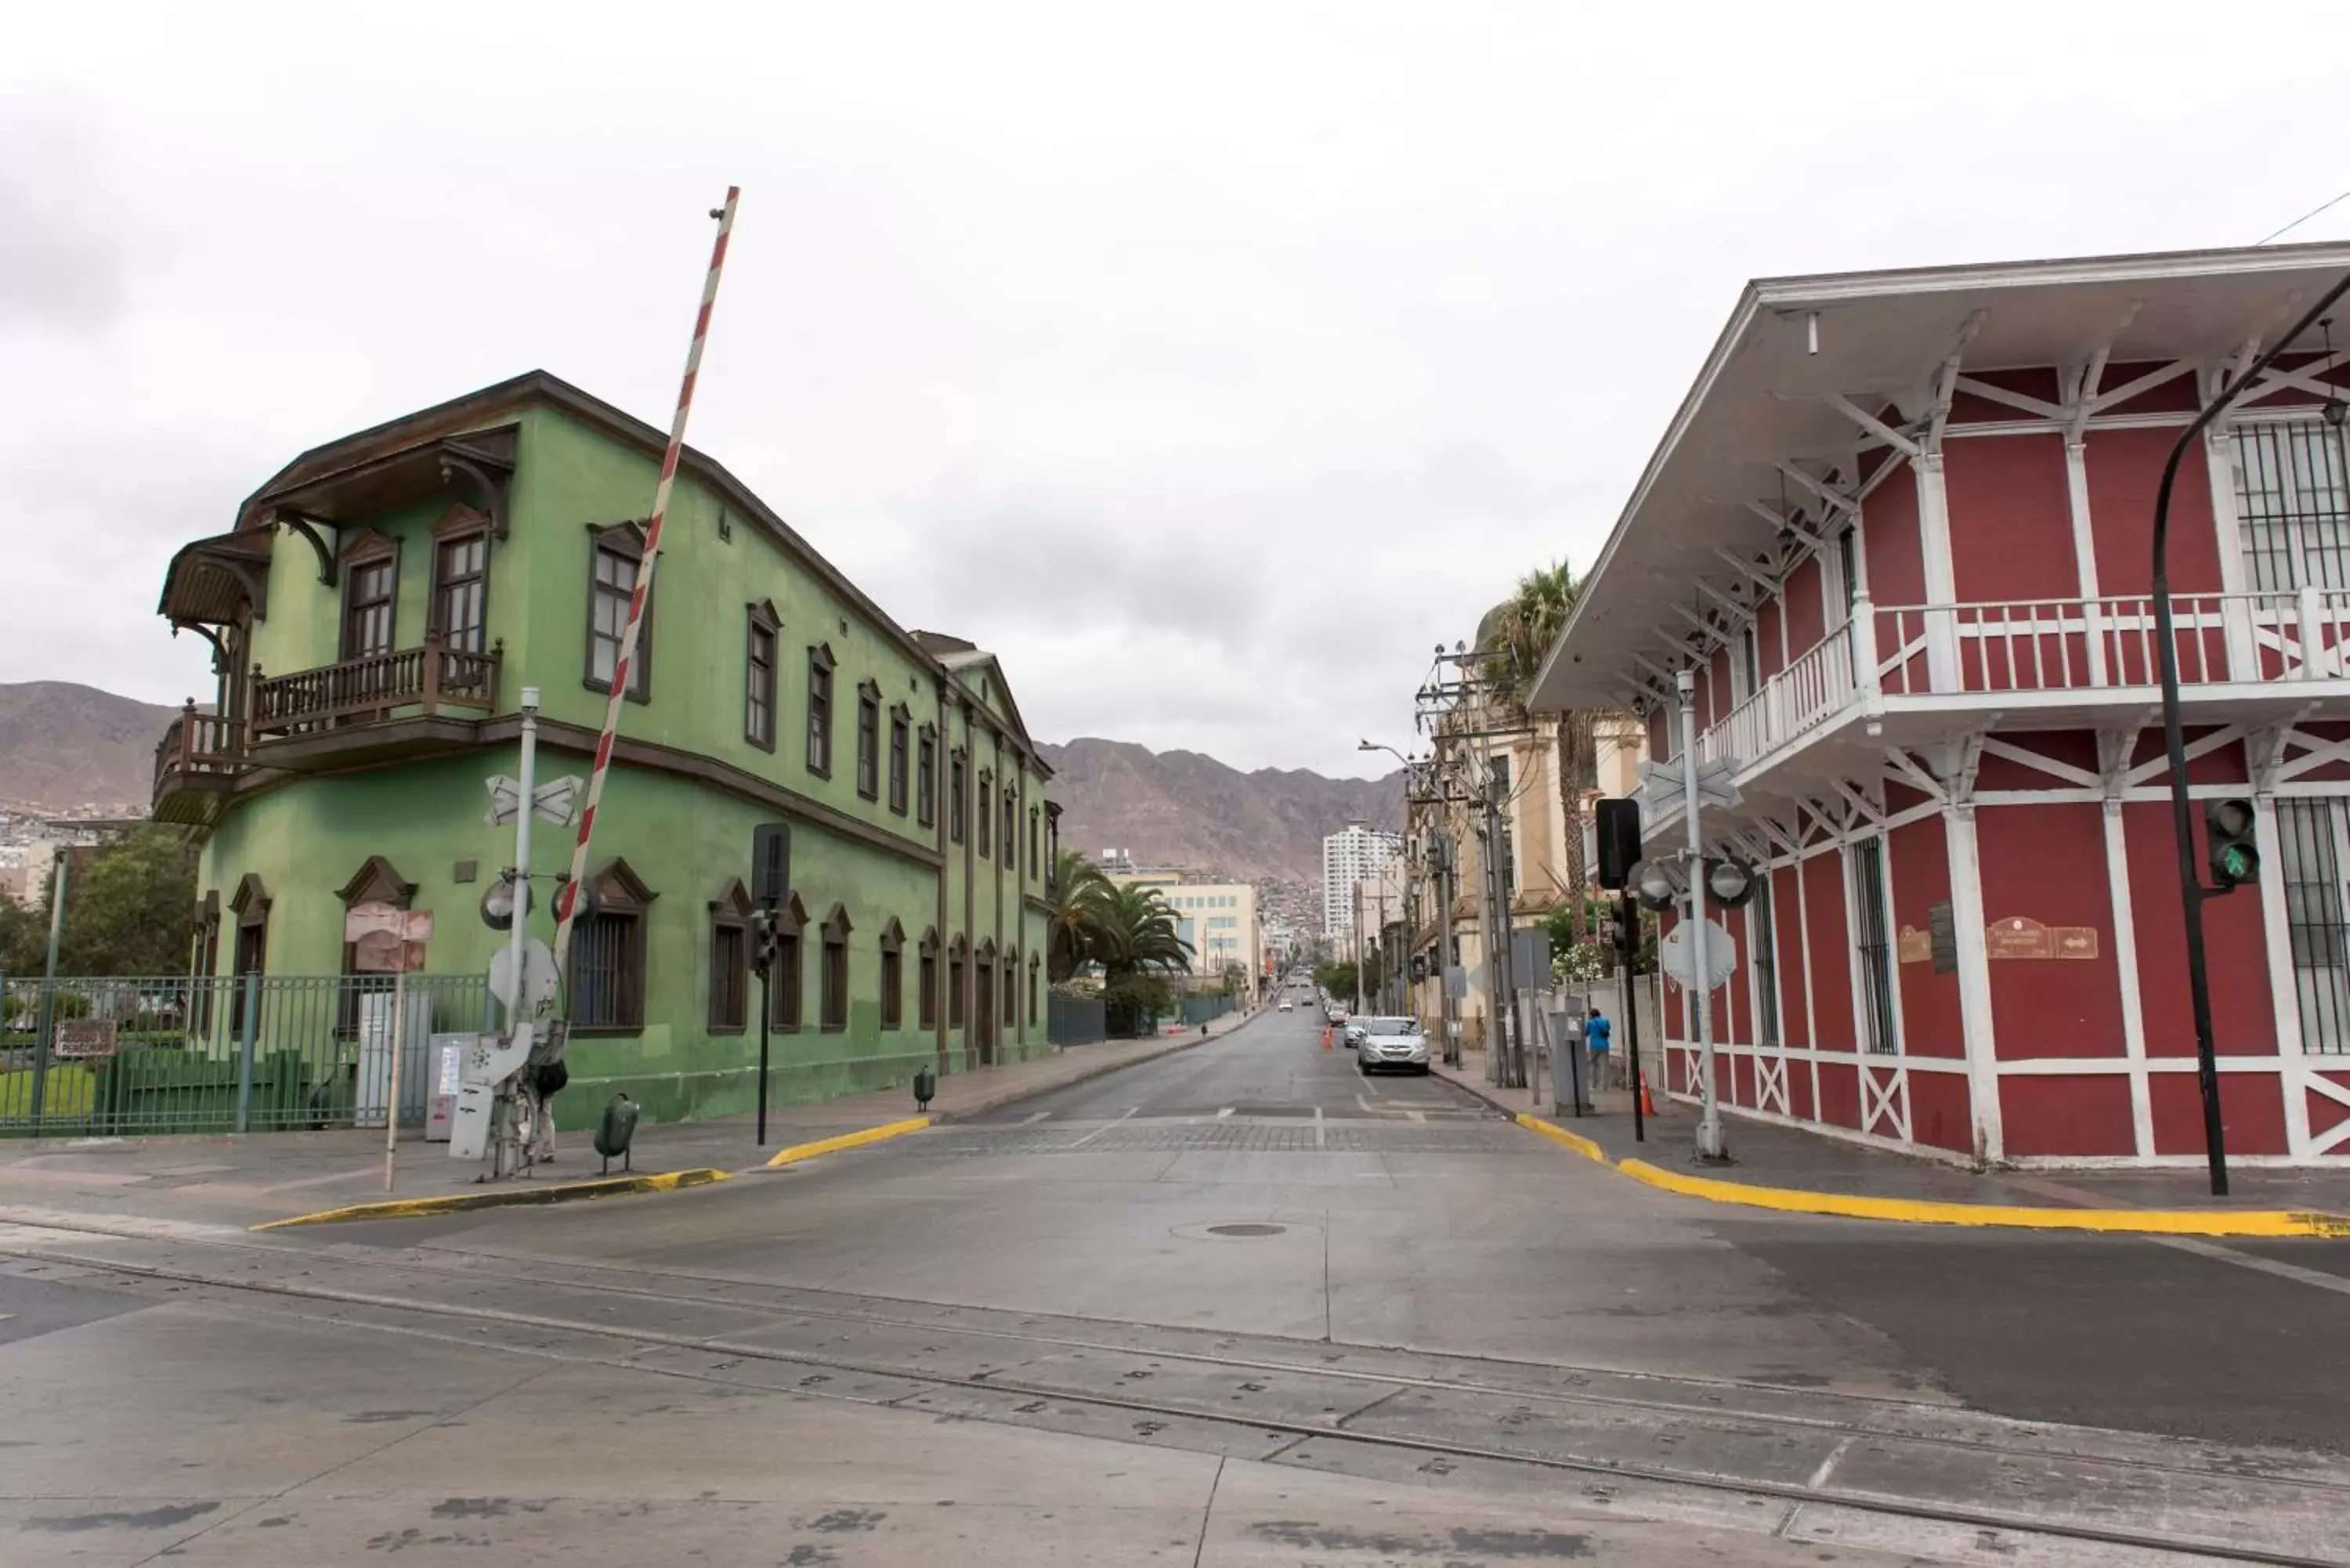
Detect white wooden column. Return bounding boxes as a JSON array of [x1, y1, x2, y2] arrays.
[[1793, 851, 1820, 1118], [2251, 783, 2313, 1157], [2063, 438, 2109, 685], [1914, 451, 1961, 691], [2100, 796, 2154, 1157], [2203, 421, 2258, 680], [1942, 803, 2003, 1165]]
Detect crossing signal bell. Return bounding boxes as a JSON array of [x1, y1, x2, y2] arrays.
[[2204, 799, 2258, 892]]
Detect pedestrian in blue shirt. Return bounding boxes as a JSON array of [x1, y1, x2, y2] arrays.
[[1585, 1008, 1614, 1091]]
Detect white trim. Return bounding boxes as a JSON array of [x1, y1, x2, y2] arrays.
[[2100, 798, 2156, 1158], [1914, 449, 1961, 689], [1791, 858, 1820, 1115], [1942, 805, 2002, 1163], [2060, 435, 2110, 685], [1659, 1081, 1976, 1167], [1994, 1054, 2286, 1073], [2257, 793, 2315, 1158], [1976, 736, 2102, 789], [2203, 411, 2258, 677]]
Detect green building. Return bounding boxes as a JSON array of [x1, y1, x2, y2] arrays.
[[151, 372, 1059, 1127]]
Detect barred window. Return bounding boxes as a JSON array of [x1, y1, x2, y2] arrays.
[[2278, 798, 2350, 1054], [2235, 421, 2350, 593]]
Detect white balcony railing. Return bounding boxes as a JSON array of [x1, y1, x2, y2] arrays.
[[1670, 587, 2350, 789]]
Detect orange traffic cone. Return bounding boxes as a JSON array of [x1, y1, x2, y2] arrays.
[[1640, 1078, 1656, 1117]]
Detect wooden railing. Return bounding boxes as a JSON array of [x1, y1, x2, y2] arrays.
[[249, 638, 500, 739], [153, 706, 247, 794]]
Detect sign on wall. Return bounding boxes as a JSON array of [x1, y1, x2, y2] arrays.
[[1985, 916, 2097, 960], [345, 901, 436, 974], [55, 1018, 118, 1059]]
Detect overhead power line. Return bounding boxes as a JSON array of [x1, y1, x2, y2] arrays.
[[2255, 184, 2350, 247]]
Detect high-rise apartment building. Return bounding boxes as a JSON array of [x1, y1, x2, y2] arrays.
[[1321, 822, 1402, 937]]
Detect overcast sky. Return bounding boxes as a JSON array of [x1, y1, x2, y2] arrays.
[[8, 2, 2350, 778]]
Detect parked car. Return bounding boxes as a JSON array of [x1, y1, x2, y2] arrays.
[[1277, 998, 1292, 1012], [1354, 1017, 1429, 1075]]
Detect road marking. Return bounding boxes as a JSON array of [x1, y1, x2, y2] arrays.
[[1804, 1435, 1854, 1490], [1215, 1107, 1235, 1119], [1407, 1111, 1426, 1123], [1018, 1111, 1050, 1125], [1065, 1107, 1137, 1149], [1314, 1107, 1325, 1150], [2156, 1234, 2350, 1298]]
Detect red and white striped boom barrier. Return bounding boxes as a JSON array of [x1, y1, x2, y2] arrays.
[[551, 186, 740, 984]]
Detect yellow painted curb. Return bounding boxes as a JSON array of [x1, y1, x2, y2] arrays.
[[765, 1115, 931, 1169], [252, 1167, 732, 1230], [1614, 1157, 2350, 1238], [1513, 1113, 1606, 1164]]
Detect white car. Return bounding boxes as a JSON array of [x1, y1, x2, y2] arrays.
[[1277, 998, 1293, 1012], [1354, 1017, 1430, 1075]]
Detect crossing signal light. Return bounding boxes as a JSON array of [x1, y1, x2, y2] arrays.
[[2205, 798, 2259, 891]]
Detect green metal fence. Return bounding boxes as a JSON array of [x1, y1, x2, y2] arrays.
[[0, 973, 492, 1138]]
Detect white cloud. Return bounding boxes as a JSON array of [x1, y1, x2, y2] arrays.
[[6, 0, 2350, 774]]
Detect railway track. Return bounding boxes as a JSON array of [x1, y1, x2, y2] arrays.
[[2, 1214, 2345, 1566]]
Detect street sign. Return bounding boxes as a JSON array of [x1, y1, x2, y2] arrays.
[[1638, 756, 1741, 812], [486, 774, 584, 827], [489, 937, 560, 1013], [1658, 918, 1738, 990]]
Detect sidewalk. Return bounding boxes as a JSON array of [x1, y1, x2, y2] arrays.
[[0, 1009, 1260, 1232], [1432, 1048, 2350, 1229]]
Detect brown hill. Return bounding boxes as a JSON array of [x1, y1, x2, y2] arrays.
[[1038, 738, 1404, 885], [0, 682, 179, 815]]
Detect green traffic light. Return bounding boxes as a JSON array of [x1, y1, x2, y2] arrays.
[[2216, 844, 2257, 885]]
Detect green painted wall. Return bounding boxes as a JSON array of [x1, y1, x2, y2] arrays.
[[186, 396, 1058, 1130]]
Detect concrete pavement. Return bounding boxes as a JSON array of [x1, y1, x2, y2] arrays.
[[0, 1010, 1256, 1232], [5, 1002, 2350, 1563]]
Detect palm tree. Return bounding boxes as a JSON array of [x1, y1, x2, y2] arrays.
[[1047, 849, 1112, 981], [1090, 884, 1193, 978], [1479, 559, 1600, 941]]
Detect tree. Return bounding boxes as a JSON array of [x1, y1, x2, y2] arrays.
[[57, 827, 201, 976], [1313, 959, 1357, 1003], [1090, 884, 1193, 979], [1047, 849, 1112, 981], [1480, 558, 1600, 943]]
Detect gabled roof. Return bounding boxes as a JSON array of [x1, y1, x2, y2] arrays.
[[913, 630, 1050, 777], [1528, 238, 2350, 714]]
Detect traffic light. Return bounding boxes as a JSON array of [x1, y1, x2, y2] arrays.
[[1596, 799, 1642, 890], [2205, 799, 2259, 891]]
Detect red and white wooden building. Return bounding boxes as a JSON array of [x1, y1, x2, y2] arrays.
[[1532, 241, 2350, 1167]]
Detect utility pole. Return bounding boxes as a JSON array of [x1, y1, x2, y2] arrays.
[[1679, 668, 1726, 1161], [28, 847, 67, 1123], [1352, 879, 1365, 1016], [1480, 758, 1520, 1089], [1432, 831, 1460, 1065]]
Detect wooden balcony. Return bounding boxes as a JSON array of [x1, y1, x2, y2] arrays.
[[243, 639, 502, 771], [152, 707, 247, 826]]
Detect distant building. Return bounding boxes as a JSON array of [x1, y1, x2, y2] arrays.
[[1104, 866, 1264, 1000], [1321, 823, 1402, 937]]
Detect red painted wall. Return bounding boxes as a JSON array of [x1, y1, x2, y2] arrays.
[[2308, 1072, 2350, 1149], [1647, 705, 1672, 762], [1907, 1071, 1973, 1154], [1976, 803, 2125, 1060], [1887, 814, 1963, 1059], [1947, 367, 2064, 426], [1974, 731, 2099, 792], [2001, 1075, 2137, 1157], [1816, 1060, 1859, 1129], [2151, 1072, 2287, 1156], [1944, 433, 2078, 603], [2088, 428, 2222, 597], [1802, 854, 1854, 1051], [1755, 596, 1786, 681], [2095, 360, 2200, 417], [1862, 463, 1925, 605], [1784, 556, 1826, 656], [2122, 801, 2275, 1055], [1770, 864, 1810, 1049]]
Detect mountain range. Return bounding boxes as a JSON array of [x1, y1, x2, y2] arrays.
[[0, 685, 1404, 890]]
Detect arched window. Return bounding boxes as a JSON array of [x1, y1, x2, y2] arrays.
[[708, 878, 752, 1032], [879, 919, 906, 1031], [919, 928, 941, 1029], [820, 904, 854, 1032], [568, 859, 656, 1032], [768, 894, 808, 1031]]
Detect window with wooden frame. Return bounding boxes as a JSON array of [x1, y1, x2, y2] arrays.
[[1028, 807, 1039, 880], [744, 601, 779, 751], [806, 644, 836, 776], [819, 904, 852, 1031], [768, 894, 808, 1031], [855, 681, 881, 800], [879, 919, 905, 1030], [708, 879, 752, 1033], [340, 533, 399, 662], [1029, 956, 1039, 1027], [228, 874, 269, 1035], [567, 859, 655, 1033], [978, 771, 993, 858], [917, 728, 938, 828], [1003, 948, 1018, 1027], [949, 750, 967, 844], [888, 706, 910, 815], [949, 937, 967, 1028], [429, 508, 491, 656], [919, 930, 939, 1028], [193, 891, 222, 1037], [1003, 786, 1018, 867], [585, 523, 652, 701]]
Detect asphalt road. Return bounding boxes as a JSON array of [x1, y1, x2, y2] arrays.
[[5, 1001, 2350, 1564]]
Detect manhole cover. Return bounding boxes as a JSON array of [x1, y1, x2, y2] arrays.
[[1205, 1223, 1286, 1237]]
